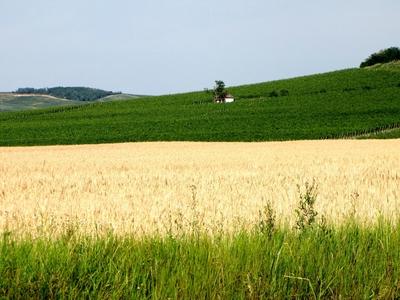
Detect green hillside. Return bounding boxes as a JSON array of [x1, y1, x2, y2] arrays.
[[1, 66, 400, 146], [0, 93, 143, 112], [96, 93, 147, 102]]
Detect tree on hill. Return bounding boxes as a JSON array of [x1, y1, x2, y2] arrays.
[[213, 80, 227, 102], [360, 47, 400, 68]]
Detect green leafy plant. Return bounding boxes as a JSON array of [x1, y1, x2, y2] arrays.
[[295, 180, 318, 231]]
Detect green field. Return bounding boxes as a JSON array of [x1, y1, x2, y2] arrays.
[[1, 66, 400, 146], [0, 93, 143, 112]]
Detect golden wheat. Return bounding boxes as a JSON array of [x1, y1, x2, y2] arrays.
[[0, 140, 399, 237]]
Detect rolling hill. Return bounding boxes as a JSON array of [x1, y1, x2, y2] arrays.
[[0, 93, 81, 112], [0, 93, 144, 112], [1, 64, 400, 146]]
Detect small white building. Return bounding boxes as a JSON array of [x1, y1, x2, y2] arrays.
[[214, 93, 235, 103], [224, 94, 235, 103]]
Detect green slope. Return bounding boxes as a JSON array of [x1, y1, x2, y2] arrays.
[[96, 93, 147, 102], [1, 67, 400, 146]]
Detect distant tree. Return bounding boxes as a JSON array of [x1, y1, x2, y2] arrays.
[[35, 88, 48, 94], [360, 47, 400, 68], [15, 87, 35, 94], [213, 80, 227, 102], [268, 90, 279, 98]]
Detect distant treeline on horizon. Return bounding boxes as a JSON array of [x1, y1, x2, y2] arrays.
[[14, 87, 121, 101]]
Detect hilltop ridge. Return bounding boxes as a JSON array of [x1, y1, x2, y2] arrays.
[[0, 91, 145, 112]]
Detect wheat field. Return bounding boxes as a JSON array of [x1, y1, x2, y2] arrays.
[[0, 140, 399, 237]]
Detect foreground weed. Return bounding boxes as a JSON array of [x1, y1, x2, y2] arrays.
[[258, 201, 276, 237], [295, 180, 319, 231]]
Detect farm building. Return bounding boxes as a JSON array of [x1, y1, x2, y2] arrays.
[[215, 94, 235, 103], [225, 94, 235, 103]]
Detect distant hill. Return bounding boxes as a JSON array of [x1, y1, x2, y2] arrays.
[[0, 92, 145, 112], [0, 93, 81, 112], [1, 63, 400, 146], [15, 87, 119, 101]]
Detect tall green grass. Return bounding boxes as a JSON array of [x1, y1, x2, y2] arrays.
[[1, 221, 400, 299]]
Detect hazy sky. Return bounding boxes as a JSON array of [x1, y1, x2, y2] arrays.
[[1, 1, 399, 95]]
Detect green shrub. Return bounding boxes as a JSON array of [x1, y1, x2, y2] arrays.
[[360, 47, 400, 68], [280, 89, 289, 96], [268, 90, 279, 97]]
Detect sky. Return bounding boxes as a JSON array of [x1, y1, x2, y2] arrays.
[[1, 1, 399, 95]]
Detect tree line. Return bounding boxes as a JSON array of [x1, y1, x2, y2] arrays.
[[15, 87, 121, 101], [360, 47, 400, 68]]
